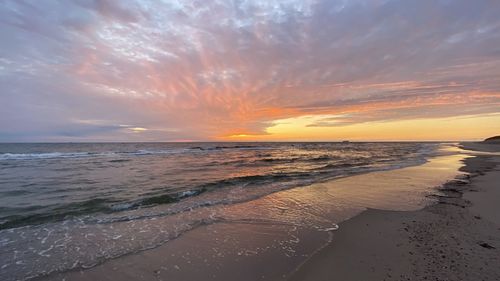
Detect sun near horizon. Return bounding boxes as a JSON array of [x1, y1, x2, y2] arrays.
[[222, 113, 500, 142]]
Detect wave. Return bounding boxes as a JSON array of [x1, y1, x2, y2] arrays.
[[121, 188, 208, 210], [0, 171, 312, 230], [0, 198, 114, 230], [0, 146, 272, 161], [109, 174, 299, 213], [0, 150, 181, 161], [188, 145, 269, 151], [0, 152, 94, 160], [251, 155, 338, 164], [108, 159, 131, 163], [0, 186, 215, 230]]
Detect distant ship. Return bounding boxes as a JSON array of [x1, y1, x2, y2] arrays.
[[341, 140, 350, 143]]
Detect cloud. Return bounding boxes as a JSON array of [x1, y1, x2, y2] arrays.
[[0, 0, 499, 141]]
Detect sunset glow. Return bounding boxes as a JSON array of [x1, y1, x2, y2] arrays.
[[1, 0, 499, 141]]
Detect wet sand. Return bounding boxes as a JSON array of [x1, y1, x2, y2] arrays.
[[37, 143, 500, 281], [38, 223, 329, 281], [290, 142, 500, 281]]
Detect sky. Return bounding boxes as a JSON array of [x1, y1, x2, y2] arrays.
[[0, 0, 499, 142]]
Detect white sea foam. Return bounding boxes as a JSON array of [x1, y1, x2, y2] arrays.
[[0, 146, 272, 161], [0, 152, 91, 160]]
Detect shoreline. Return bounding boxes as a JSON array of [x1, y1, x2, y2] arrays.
[[289, 142, 500, 280], [33, 143, 474, 281], [1, 143, 439, 281]]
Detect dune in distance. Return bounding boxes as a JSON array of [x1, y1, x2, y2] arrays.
[[484, 136, 500, 143], [1, 1, 500, 281]]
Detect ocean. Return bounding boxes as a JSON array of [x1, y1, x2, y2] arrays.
[[0, 142, 441, 280]]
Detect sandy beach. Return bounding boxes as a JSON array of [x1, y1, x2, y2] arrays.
[[290, 142, 500, 281], [32, 142, 499, 281]]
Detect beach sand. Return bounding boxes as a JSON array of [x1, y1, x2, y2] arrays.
[[290, 142, 500, 281], [38, 143, 500, 281]]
